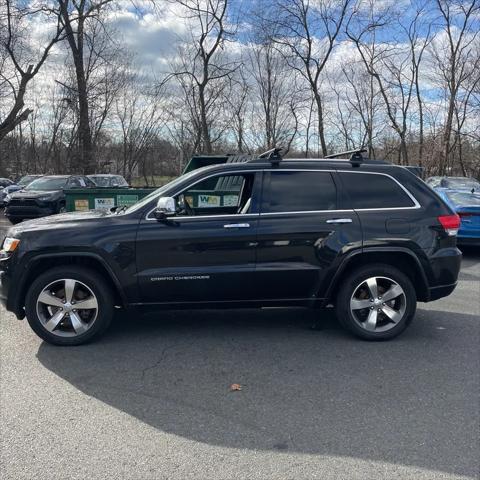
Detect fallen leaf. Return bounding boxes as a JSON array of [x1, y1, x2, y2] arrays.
[[229, 383, 242, 391]]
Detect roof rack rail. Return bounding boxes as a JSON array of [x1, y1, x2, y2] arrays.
[[325, 148, 367, 166], [257, 147, 283, 165]]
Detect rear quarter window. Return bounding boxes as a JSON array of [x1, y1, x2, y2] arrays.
[[339, 172, 415, 209]]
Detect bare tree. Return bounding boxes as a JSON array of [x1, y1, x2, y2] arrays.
[[0, 0, 64, 141], [170, 0, 238, 154], [347, 0, 431, 165], [407, 3, 432, 165], [59, 17, 128, 165], [328, 63, 384, 156], [225, 70, 249, 152], [56, 0, 115, 173], [272, 0, 351, 156], [246, 33, 300, 152], [115, 78, 167, 182], [430, 0, 480, 174]]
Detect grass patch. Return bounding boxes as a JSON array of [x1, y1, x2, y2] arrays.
[[131, 176, 176, 187]]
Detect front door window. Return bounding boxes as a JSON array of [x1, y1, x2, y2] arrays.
[[175, 173, 255, 217]]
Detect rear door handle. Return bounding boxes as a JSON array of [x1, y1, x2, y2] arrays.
[[326, 218, 353, 224], [224, 223, 250, 229]]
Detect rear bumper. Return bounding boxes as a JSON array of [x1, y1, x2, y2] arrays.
[[428, 282, 458, 301], [425, 247, 462, 301]]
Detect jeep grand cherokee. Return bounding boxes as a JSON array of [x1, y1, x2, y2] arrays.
[[0, 150, 462, 345]]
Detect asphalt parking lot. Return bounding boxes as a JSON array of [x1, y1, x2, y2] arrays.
[[0, 214, 479, 480]]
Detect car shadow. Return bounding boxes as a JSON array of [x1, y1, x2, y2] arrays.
[[36, 307, 479, 477]]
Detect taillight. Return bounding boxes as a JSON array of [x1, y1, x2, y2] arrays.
[[458, 212, 473, 217], [438, 214, 461, 236]]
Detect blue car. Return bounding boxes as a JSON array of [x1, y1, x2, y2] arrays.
[[436, 188, 480, 246]]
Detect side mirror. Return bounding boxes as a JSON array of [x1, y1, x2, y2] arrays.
[[154, 196, 176, 221]]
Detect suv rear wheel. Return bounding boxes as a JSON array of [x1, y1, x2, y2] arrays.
[[25, 266, 114, 346], [335, 264, 416, 340]]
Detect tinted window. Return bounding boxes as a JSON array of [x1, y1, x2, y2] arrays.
[[340, 172, 414, 209], [264, 171, 337, 213]]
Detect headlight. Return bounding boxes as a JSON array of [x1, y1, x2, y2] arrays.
[[4, 194, 11, 202], [37, 195, 53, 201], [1, 237, 20, 253]]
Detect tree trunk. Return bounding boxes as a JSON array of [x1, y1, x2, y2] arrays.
[[314, 91, 327, 156], [442, 95, 455, 175], [76, 66, 94, 173], [198, 86, 212, 153], [59, 0, 95, 174]]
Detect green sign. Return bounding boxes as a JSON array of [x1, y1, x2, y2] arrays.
[[116, 194, 138, 207]]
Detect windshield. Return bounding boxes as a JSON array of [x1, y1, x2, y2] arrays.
[[25, 177, 68, 191], [443, 178, 480, 189], [124, 170, 201, 214], [18, 175, 38, 186], [90, 175, 128, 187], [446, 191, 480, 206]]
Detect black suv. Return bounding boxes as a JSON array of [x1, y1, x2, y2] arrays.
[[4, 175, 96, 224], [0, 151, 462, 345]]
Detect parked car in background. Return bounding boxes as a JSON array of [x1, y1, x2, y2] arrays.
[[0, 175, 43, 207], [426, 176, 480, 191], [0, 178, 14, 188], [435, 188, 480, 246], [88, 174, 129, 188], [4, 175, 96, 224]]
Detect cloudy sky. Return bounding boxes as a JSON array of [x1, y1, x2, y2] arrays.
[[5, 0, 478, 149]]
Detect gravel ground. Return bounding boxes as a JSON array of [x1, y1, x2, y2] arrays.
[[0, 213, 479, 480]]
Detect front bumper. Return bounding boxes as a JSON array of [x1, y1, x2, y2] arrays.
[[0, 264, 24, 319], [5, 204, 56, 221], [0, 269, 9, 309]]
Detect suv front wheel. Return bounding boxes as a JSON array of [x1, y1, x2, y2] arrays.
[[335, 264, 416, 340], [25, 266, 114, 346]]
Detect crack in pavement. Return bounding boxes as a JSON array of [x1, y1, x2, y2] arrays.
[[140, 338, 196, 381]]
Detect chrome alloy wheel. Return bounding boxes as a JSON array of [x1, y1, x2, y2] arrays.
[[350, 276, 406, 333], [36, 279, 99, 337]]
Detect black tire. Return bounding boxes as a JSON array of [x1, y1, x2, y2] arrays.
[[25, 266, 114, 346], [335, 264, 416, 341]]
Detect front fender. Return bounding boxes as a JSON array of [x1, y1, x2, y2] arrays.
[[10, 251, 131, 319]]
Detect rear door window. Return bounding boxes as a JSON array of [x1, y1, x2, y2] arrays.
[[263, 171, 337, 213], [339, 172, 415, 209]]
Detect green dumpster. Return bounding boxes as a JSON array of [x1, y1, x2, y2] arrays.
[[65, 188, 155, 212]]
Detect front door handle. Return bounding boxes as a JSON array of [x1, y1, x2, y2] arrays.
[[326, 218, 353, 224], [224, 223, 250, 229]]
